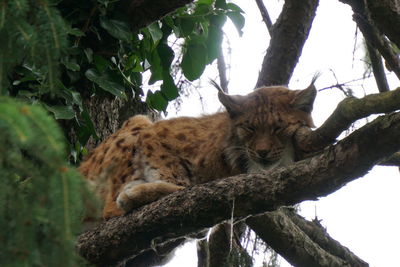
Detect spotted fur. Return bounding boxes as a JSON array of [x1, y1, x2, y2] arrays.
[[79, 85, 316, 219]]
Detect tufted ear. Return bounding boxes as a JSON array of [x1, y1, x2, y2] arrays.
[[210, 79, 245, 117], [218, 91, 245, 117], [292, 84, 317, 113]]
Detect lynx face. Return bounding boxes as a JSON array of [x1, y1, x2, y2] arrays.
[[219, 85, 316, 172]]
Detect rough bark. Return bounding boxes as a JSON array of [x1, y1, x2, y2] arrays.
[[83, 95, 154, 150], [246, 208, 368, 267], [256, 0, 319, 87], [366, 0, 400, 49], [77, 110, 400, 265]]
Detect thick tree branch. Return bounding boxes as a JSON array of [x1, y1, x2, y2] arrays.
[[366, 0, 400, 49], [116, 0, 195, 33], [295, 87, 400, 152], [77, 111, 400, 265], [353, 13, 400, 80], [256, 0, 319, 87], [339, 0, 400, 80], [246, 209, 368, 267]]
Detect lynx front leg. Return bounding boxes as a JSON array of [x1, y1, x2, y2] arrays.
[[117, 181, 184, 212], [112, 129, 193, 214]]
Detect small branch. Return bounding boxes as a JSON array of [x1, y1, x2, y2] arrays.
[[295, 87, 400, 152], [217, 46, 229, 93], [77, 112, 400, 265], [255, 0, 273, 34], [247, 209, 368, 266], [366, 43, 390, 92], [282, 208, 368, 266]]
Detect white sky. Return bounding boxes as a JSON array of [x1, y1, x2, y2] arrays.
[[164, 1, 400, 266]]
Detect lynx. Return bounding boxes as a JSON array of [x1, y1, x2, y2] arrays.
[[79, 84, 316, 219]]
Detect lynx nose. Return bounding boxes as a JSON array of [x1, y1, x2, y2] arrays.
[[257, 149, 269, 159]]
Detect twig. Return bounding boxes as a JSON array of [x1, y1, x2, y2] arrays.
[[255, 0, 273, 34]]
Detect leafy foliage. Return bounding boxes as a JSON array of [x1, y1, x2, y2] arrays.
[[1, 0, 244, 158], [0, 97, 91, 266], [0, 1, 245, 266]]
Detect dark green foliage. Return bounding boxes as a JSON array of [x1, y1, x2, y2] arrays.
[[0, 1, 245, 265], [1, 0, 245, 159], [0, 97, 90, 266]]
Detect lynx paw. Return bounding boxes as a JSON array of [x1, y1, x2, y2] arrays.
[[117, 182, 184, 212]]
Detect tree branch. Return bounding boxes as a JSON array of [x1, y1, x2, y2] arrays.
[[282, 208, 368, 266], [256, 0, 319, 87], [295, 87, 400, 152], [366, 43, 390, 93], [247, 209, 368, 266], [255, 0, 273, 34], [339, 0, 400, 80], [353, 13, 400, 80], [77, 111, 400, 265], [366, 0, 400, 49]]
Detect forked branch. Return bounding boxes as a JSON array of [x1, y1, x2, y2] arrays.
[[295, 87, 400, 152]]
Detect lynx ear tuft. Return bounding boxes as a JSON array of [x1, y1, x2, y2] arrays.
[[292, 84, 317, 113], [218, 91, 244, 117], [210, 79, 244, 117]]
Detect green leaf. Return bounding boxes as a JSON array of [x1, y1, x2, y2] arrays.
[[226, 3, 244, 13], [93, 55, 110, 72], [193, 4, 212, 16], [181, 42, 207, 81], [215, 0, 227, 8], [197, 0, 213, 5], [63, 60, 80, 71], [178, 17, 196, 37], [43, 104, 75, 120], [99, 16, 131, 41], [147, 22, 163, 43], [227, 11, 245, 36], [68, 28, 85, 37], [77, 107, 98, 145], [147, 49, 163, 84], [157, 43, 175, 69], [161, 72, 179, 100], [85, 68, 127, 99], [84, 48, 93, 63], [146, 90, 168, 111]]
